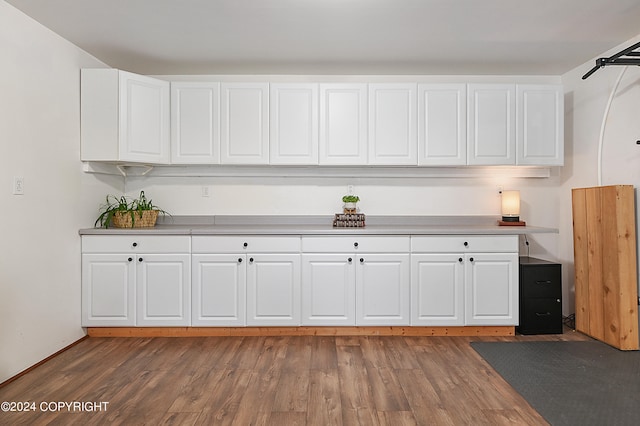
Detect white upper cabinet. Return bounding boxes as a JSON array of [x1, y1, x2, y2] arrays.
[[319, 83, 368, 165], [516, 84, 564, 165], [270, 83, 319, 165], [220, 83, 269, 164], [417, 84, 467, 165], [81, 69, 170, 163], [170, 82, 220, 164], [467, 84, 516, 165], [368, 84, 417, 165]]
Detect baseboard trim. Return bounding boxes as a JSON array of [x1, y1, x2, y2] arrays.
[[0, 335, 90, 388], [87, 326, 515, 338]]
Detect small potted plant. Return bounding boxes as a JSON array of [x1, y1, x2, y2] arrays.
[[342, 194, 360, 214], [95, 191, 168, 228]]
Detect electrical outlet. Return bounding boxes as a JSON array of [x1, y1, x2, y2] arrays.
[[201, 186, 210, 197], [12, 176, 24, 195], [347, 185, 354, 195]]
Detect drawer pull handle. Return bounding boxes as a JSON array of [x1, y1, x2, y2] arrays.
[[354, 242, 359, 248], [238, 258, 243, 263], [138, 257, 143, 262], [535, 312, 552, 317], [536, 280, 553, 285], [360, 258, 364, 263], [249, 257, 254, 263], [128, 257, 133, 262], [243, 242, 248, 248], [469, 257, 474, 262], [348, 258, 352, 263], [458, 258, 463, 263], [132, 242, 138, 247], [464, 241, 469, 247]]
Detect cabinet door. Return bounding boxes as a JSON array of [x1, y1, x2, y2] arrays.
[[171, 82, 220, 164], [465, 253, 519, 325], [302, 254, 356, 325], [192, 254, 246, 326], [82, 254, 135, 326], [220, 83, 269, 164], [411, 254, 464, 326], [119, 71, 170, 163], [516, 84, 564, 165], [136, 254, 191, 326], [246, 254, 301, 326], [356, 254, 410, 325], [319, 84, 368, 165], [270, 83, 319, 165], [417, 84, 467, 165], [368, 84, 417, 165], [467, 84, 515, 165]]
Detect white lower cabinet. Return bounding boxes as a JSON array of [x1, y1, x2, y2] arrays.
[[81, 236, 191, 327], [301, 236, 410, 326], [83, 232, 520, 329], [192, 254, 246, 326], [192, 236, 301, 326], [411, 254, 464, 326], [356, 253, 410, 325], [136, 254, 191, 326], [411, 236, 519, 326], [246, 253, 301, 326], [82, 254, 135, 326], [464, 252, 519, 325], [301, 254, 356, 325]]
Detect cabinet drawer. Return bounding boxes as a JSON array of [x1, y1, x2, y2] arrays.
[[302, 236, 410, 253], [519, 298, 562, 334], [520, 264, 561, 298], [411, 235, 518, 253], [192, 236, 300, 253], [82, 235, 190, 253]]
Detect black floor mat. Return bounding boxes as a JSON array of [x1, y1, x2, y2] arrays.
[[471, 340, 640, 426]]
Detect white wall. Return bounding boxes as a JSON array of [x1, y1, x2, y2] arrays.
[[0, 2, 121, 383], [558, 35, 640, 315]]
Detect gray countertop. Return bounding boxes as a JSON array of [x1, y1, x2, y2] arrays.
[[79, 215, 558, 236]]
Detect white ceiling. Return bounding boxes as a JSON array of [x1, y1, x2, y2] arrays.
[[7, 0, 640, 75]]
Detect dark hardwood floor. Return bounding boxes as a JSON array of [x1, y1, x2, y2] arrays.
[[0, 328, 591, 425]]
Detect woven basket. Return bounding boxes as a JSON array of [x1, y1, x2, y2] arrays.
[[111, 210, 159, 228]]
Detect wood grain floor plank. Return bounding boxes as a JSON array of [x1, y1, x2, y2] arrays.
[[380, 336, 421, 370], [195, 369, 252, 425], [309, 336, 338, 371], [366, 366, 411, 412], [282, 335, 313, 373], [0, 328, 590, 425], [272, 371, 310, 412], [167, 368, 227, 413], [254, 336, 291, 372], [159, 411, 201, 425], [307, 369, 343, 426], [378, 410, 419, 426], [230, 369, 282, 426], [267, 411, 307, 426]]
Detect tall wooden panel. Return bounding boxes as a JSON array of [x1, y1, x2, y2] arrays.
[[572, 185, 639, 350]]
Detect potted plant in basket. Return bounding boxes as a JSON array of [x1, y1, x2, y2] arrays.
[[94, 191, 169, 228], [342, 194, 360, 214]]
